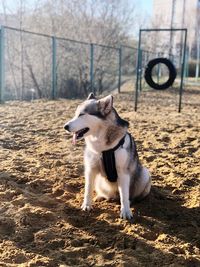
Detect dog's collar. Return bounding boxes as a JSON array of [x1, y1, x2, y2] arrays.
[[101, 134, 126, 183]]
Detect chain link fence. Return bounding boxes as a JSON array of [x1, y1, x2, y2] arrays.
[[4, 27, 52, 101], [121, 45, 137, 84], [92, 44, 120, 95], [0, 26, 140, 102], [56, 38, 90, 99], [0, 26, 189, 105]]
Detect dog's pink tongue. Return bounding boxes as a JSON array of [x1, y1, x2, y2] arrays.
[[72, 133, 77, 145]]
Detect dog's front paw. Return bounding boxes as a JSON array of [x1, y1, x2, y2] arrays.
[[81, 202, 92, 211], [120, 208, 133, 220]]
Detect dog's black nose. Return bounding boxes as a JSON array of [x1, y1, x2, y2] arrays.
[[64, 124, 69, 131]]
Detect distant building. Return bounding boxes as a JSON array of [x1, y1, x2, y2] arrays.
[[152, 0, 200, 59]]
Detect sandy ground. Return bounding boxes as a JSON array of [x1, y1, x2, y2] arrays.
[[0, 85, 199, 267]]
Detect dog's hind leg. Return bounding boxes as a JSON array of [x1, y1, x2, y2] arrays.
[[131, 167, 151, 202], [139, 167, 151, 199]]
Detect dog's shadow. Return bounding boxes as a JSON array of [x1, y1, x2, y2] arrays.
[[62, 184, 199, 266], [133, 185, 200, 247], [64, 184, 200, 249]]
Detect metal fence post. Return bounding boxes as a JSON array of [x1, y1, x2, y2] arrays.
[[51, 36, 57, 99], [0, 26, 5, 103], [118, 46, 122, 93], [135, 29, 142, 111], [179, 29, 187, 113], [139, 49, 143, 92], [185, 49, 189, 79], [90, 43, 94, 93]]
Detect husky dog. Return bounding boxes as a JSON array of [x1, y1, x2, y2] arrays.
[[64, 93, 151, 220]]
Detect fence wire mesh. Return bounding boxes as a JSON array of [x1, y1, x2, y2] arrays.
[[1, 26, 142, 101], [121, 46, 137, 83], [4, 28, 52, 101], [0, 26, 187, 105], [92, 44, 119, 95], [56, 39, 90, 99]]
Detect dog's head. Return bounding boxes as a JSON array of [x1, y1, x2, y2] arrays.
[[64, 93, 128, 144]]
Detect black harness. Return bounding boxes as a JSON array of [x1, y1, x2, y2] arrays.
[[102, 134, 127, 183]]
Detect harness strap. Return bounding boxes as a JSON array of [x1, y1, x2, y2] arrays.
[[102, 134, 126, 183]]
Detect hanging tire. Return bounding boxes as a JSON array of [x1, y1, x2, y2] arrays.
[[144, 57, 177, 90]]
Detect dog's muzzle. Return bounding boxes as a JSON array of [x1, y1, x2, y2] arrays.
[[64, 124, 70, 131], [64, 123, 89, 145]]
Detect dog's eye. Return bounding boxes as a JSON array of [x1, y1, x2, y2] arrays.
[[78, 113, 84, 117]]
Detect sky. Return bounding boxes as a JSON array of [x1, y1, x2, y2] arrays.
[[0, 0, 153, 14], [139, 0, 153, 16]]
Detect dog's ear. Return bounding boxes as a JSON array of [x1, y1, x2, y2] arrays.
[[87, 92, 96, 100], [98, 95, 113, 115]]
